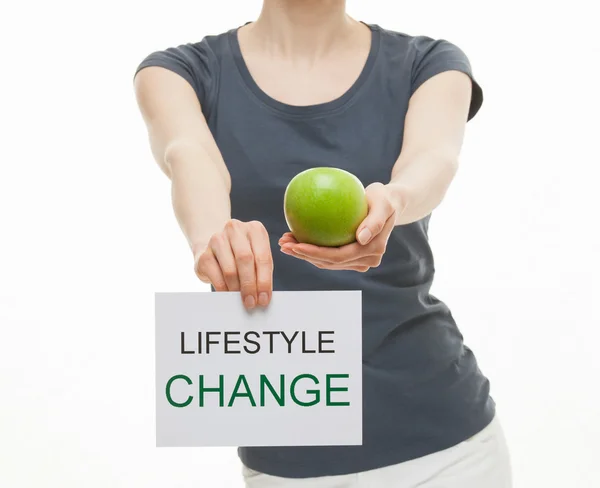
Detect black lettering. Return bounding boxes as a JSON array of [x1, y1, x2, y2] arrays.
[[301, 331, 316, 353], [263, 331, 280, 353], [244, 331, 260, 354], [180, 332, 194, 354], [318, 331, 335, 353], [205, 331, 221, 354], [224, 331, 241, 354], [280, 331, 299, 353]]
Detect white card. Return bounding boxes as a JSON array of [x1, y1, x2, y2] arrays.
[[155, 290, 363, 447]]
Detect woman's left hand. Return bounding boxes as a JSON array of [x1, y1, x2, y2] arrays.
[[278, 182, 398, 272]]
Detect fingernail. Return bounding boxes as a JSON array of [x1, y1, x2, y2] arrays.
[[258, 293, 269, 306], [244, 295, 256, 309], [357, 228, 372, 245]]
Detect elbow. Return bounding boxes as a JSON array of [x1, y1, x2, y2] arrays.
[[162, 140, 207, 178], [446, 155, 459, 178], [441, 156, 459, 190], [392, 148, 459, 181], [432, 155, 459, 202], [163, 140, 198, 170], [163, 140, 232, 193], [427, 150, 460, 179], [423, 151, 459, 190]]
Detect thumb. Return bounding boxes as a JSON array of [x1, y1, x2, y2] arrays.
[[356, 183, 395, 245]]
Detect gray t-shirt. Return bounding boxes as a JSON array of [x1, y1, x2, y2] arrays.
[[136, 23, 494, 479]]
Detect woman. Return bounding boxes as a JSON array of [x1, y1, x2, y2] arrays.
[[134, 1, 512, 486]]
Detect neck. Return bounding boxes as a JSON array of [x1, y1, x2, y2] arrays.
[[252, 0, 353, 57]]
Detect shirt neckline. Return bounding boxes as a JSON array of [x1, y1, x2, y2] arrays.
[[228, 22, 381, 117]]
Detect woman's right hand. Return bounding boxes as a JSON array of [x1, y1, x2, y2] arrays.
[[193, 219, 274, 309]]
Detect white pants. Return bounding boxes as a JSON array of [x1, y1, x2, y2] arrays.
[[242, 416, 512, 488]]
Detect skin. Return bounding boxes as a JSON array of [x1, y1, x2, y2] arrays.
[[134, 0, 473, 308]]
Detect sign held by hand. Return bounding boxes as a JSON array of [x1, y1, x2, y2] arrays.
[[155, 290, 362, 447]]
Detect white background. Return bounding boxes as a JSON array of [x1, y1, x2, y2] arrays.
[[0, 0, 598, 487]]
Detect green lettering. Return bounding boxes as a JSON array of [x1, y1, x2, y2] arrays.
[[228, 374, 256, 407], [290, 374, 320, 407], [199, 374, 224, 407], [260, 374, 285, 406], [166, 374, 193, 408], [326, 374, 350, 406]]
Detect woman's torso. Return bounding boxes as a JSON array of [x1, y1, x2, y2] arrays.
[[136, 23, 495, 478]]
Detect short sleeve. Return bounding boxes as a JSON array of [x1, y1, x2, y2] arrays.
[[134, 38, 219, 115], [410, 36, 483, 121]]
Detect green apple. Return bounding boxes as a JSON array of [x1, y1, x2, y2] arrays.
[[284, 167, 368, 247]]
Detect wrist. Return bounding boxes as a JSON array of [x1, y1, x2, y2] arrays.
[[191, 241, 208, 258]]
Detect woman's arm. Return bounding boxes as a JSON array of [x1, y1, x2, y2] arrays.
[[134, 66, 231, 253], [134, 67, 273, 308], [278, 70, 474, 271], [385, 69, 473, 224]]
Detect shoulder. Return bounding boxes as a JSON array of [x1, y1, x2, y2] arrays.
[[371, 24, 482, 120], [372, 24, 471, 67], [134, 30, 231, 112], [134, 31, 228, 81]]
